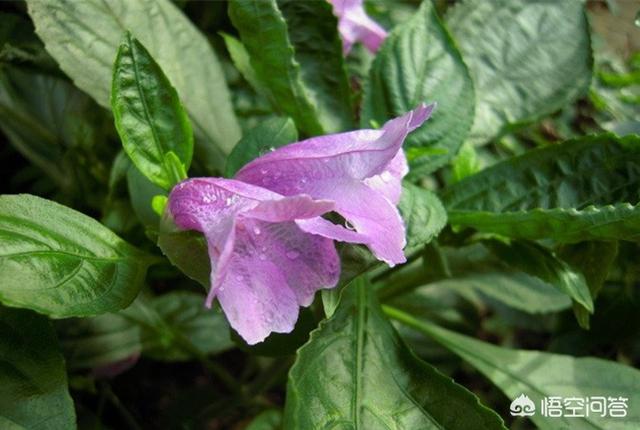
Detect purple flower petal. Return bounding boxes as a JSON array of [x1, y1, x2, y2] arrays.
[[168, 178, 339, 344], [327, 0, 388, 54], [216, 219, 339, 345], [236, 104, 434, 265]]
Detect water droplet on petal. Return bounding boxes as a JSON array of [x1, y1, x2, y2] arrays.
[[236, 275, 244, 281], [345, 221, 356, 231], [253, 226, 261, 235], [261, 246, 267, 252], [259, 254, 267, 261], [260, 169, 267, 175], [269, 147, 276, 152], [286, 250, 299, 259]]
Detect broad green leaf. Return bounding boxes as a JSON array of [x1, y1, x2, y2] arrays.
[[112, 33, 192, 190], [442, 134, 640, 242], [0, 307, 76, 429], [284, 278, 506, 429], [225, 116, 298, 177], [0, 66, 111, 206], [447, 0, 592, 145], [361, 0, 475, 176], [26, 0, 240, 172], [387, 309, 640, 430], [400, 183, 448, 251], [485, 240, 593, 315], [228, 0, 353, 135], [379, 243, 571, 314], [0, 194, 151, 317], [59, 292, 233, 368]]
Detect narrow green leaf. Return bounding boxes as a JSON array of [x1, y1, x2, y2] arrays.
[[112, 33, 193, 190], [559, 241, 619, 329], [0, 307, 76, 429], [225, 116, 298, 177], [387, 308, 640, 430], [228, 0, 353, 135], [0, 194, 151, 318], [442, 134, 640, 242], [486, 240, 593, 313], [284, 278, 506, 429], [362, 0, 475, 176], [447, 0, 592, 145], [26, 0, 240, 172]]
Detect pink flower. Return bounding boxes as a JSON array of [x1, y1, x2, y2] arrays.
[[168, 104, 433, 344], [327, 0, 388, 54], [236, 103, 434, 266]]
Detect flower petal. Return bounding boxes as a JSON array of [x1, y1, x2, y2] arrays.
[[363, 149, 408, 205], [216, 220, 339, 344], [236, 105, 433, 265], [328, 0, 388, 54], [235, 103, 434, 192], [245, 195, 335, 222]]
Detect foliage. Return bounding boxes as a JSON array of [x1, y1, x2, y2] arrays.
[[1, 0, 638, 429]]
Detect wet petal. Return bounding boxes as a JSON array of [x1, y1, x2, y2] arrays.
[[236, 105, 433, 265], [216, 220, 339, 344], [328, 0, 388, 54]]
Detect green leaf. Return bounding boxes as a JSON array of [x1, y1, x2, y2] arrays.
[[422, 244, 571, 314], [485, 240, 593, 314], [558, 241, 619, 329], [228, 0, 353, 135], [0, 194, 151, 318], [447, 0, 592, 145], [59, 291, 233, 368], [0, 307, 76, 429], [157, 215, 210, 289], [284, 277, 506, 429], [127, 166, 166, 229], [361, 0, 475, 176], [400, 183, 448, 251], [225, 116, 298, 177], [112, 33, 192, 190], [442, 134, 640, 242], [26, 0, 240, 172], [246, 410, 282, 430], [387, 309, 640, 430], [0, 66, 111, 206], [220, 32, 265, 97]]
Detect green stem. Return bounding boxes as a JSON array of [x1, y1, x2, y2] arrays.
[[381, 304, 447, 343], [247, 356, 293, 397]]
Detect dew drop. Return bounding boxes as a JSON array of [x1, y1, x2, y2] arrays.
[[380, 171, 393, 183], [253, 226, 261, 235], [269, 147, 276, 152], [260, 169, 268, 175], [345, 221, 356, 231], [236, 275, 244, 281], [636, 10, 640, 27], [286, 250, 300, 259], [259, 254, 267, 261]]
